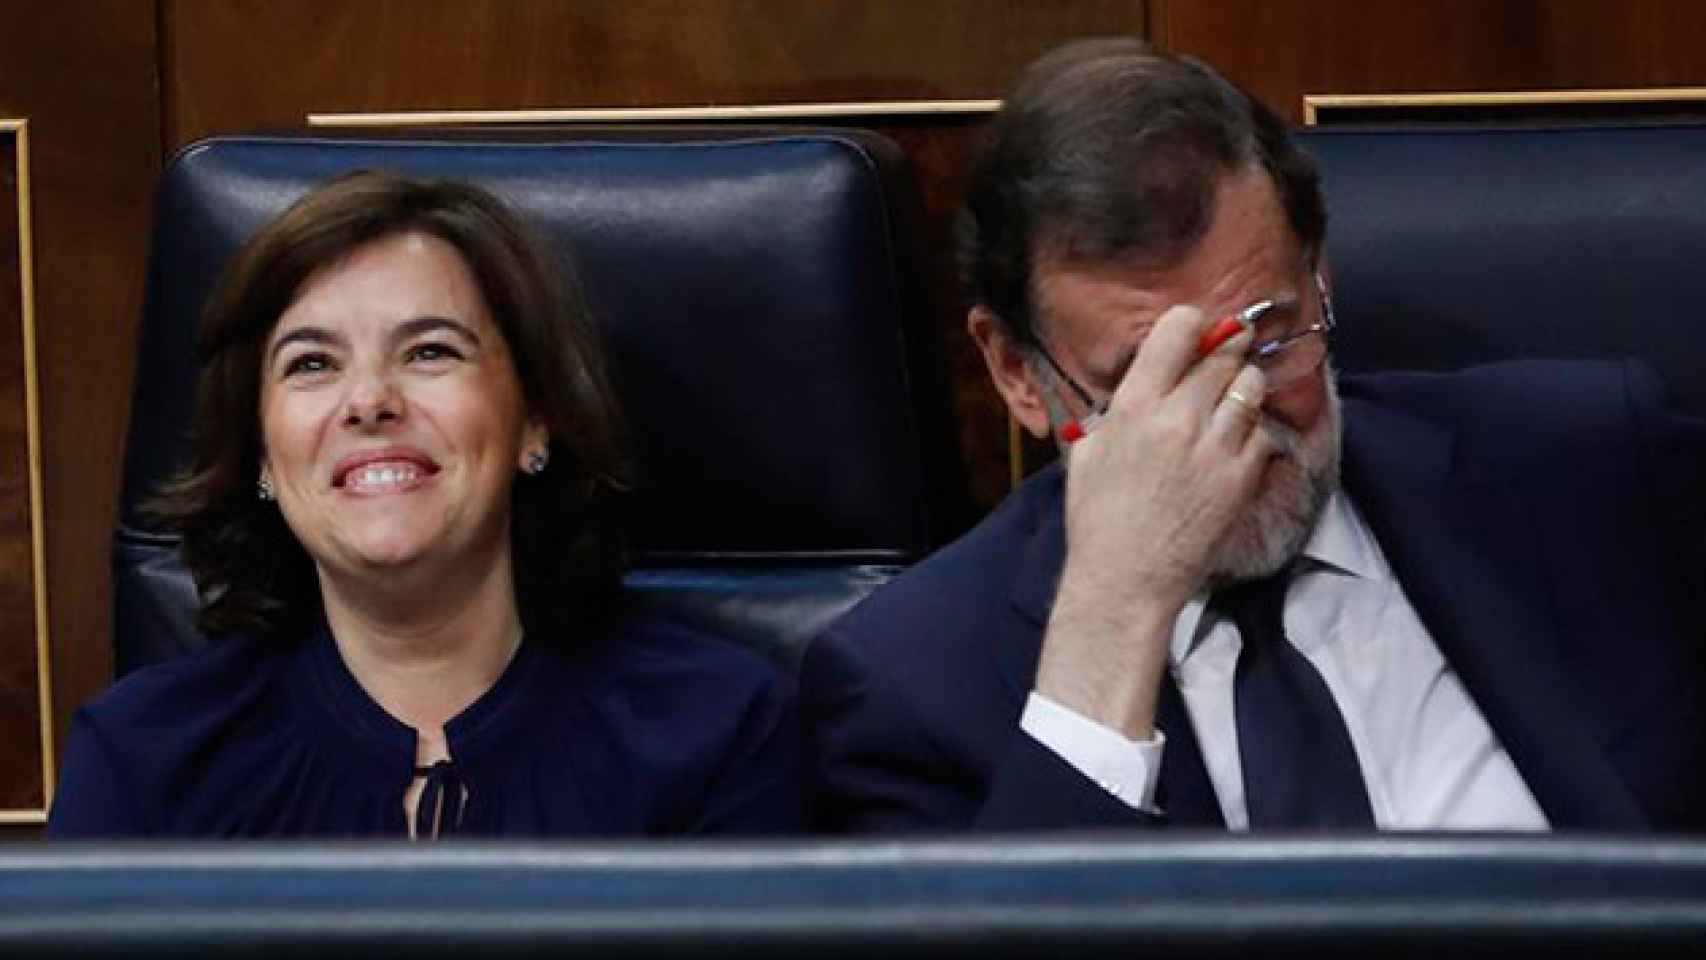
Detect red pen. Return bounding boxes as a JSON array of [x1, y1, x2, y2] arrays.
[[1060, 299, 1276, 443], [1199, 298, 1275, 355]]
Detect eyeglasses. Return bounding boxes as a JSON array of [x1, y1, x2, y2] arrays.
[[1033, 273, 1337, 438]]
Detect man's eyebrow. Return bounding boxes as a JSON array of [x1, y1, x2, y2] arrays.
[[1256, 292, 1304, 315], [267, 326, 340, 366], [1246, 293, 1305, 329]]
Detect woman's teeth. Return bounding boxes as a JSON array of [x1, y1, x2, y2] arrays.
[[347, 464, 421, 492]]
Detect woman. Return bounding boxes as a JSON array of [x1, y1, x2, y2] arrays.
[[49, 171, 801, 837]]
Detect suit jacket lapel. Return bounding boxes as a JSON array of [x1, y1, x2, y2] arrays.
[[1342, 396, 1648, 829], [999, 466, 1225, 827]]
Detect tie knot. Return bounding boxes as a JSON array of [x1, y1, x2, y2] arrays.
[[1213, 571, 1291, 645]]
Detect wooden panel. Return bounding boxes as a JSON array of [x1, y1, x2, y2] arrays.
[[166, 0, 1150, 510], [0, 123, 48, 818], [164, 0, 1145, 147], [1151, 0, 1706, 123], [0, 0, 164, 826]]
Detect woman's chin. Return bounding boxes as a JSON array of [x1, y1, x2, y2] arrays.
[[335, 531, 437, 576]]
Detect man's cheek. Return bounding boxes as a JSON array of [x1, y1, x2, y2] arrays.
[[1262, 375, 1328, 434]]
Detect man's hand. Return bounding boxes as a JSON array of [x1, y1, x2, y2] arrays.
[[1035, 304, 1277, 740]]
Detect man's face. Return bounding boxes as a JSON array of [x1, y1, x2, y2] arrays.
[[1022, 167, 1341, 582]]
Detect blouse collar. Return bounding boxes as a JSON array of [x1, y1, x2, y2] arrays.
[[296, 621, 543, 771]]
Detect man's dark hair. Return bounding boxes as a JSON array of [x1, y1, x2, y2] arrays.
[[957, 37, 1326, 344], [151, 170, 632, 642]]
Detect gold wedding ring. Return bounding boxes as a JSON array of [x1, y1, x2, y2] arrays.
[[1224, 388, 1258, 413]]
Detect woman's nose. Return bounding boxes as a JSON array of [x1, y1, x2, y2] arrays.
[[342, 368, 404, 428]]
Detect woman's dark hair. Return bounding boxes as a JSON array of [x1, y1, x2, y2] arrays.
[[151, 170, 631, 641], [957, 37, 1327, 344]]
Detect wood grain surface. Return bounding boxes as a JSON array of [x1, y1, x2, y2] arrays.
[[1151, 0, 1706, 123], [0, 1, 164, 827], [0, 130, 44, 812]]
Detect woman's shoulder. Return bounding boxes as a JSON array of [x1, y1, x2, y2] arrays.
[[66, 634, 298, 780], [77, 633, 291, 732], [530, 615, 801, 834], [532, 613, 794, 755], [48, 633, 301, 837], [560, 614, 788, 704]]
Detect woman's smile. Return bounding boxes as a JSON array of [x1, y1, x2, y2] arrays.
[[331, 447, 442, 495]]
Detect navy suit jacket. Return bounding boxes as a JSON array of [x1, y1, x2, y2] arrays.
[[803, 360, 1706, 832]]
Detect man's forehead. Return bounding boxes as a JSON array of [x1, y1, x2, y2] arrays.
[[1031, 246, 1305, 325], [1036, 169, 1303, 278]]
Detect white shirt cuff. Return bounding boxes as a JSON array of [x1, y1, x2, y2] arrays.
[[1020, 691, 1166, 814]]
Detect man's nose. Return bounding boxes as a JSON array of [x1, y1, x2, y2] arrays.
[[342, 366, 404, 429]]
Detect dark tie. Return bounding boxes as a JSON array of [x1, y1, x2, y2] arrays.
[[1218, 571, 1375, 828]]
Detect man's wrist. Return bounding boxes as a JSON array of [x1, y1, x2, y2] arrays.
[[1035, 575, 1178, 739], [1021, 691, 1167, 813]]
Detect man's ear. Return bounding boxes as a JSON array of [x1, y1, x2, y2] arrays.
[[967, 305, 1052, 440]]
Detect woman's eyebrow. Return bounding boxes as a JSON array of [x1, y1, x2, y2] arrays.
[[394, 315, 482, 345], [267, 326, 341, 366]]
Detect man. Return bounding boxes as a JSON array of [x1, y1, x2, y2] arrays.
[[801, 38, 1706, 832]]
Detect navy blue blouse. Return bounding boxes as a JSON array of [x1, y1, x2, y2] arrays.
[[47, 617, 802, 838]]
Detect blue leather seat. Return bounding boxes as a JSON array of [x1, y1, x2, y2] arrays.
[[115, 130, 967, 675], [1298, 122, 1706, 414]]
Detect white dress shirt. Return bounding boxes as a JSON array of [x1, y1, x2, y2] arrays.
[[1021, 489, 1550, 830]]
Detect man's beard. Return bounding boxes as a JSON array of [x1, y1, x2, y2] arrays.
[[1206, 369, 1342, 584]]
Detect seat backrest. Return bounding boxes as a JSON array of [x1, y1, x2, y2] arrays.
[[115, 130, 967, 675], [1296, 122, 1706, 413]]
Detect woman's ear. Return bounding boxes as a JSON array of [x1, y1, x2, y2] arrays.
[[518, 419, 551, 475], [967, 305, 1053, 439], [257, 458, 277, 501]]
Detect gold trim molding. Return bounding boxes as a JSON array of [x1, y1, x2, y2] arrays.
[[308, 99, 1002, 127], [0, 119, 52, 825], [1304, 86, 1706, 125]]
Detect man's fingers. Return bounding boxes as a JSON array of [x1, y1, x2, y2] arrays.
[[1205, 363, 1268, 448], [1110, 304, 1214, 408], [1171, 320, 1254, 414], [1105, 303, 1255, 412], [1234, 412, 1282, 481]]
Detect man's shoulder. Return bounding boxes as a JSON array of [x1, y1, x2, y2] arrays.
[[801, 463, 1063, 826], [827, 463, 1062, 647], [1342, 358, 1672, 452], [1342, 358, 1655, 419]]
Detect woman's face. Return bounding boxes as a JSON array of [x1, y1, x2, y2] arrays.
[[259, 230, 544, 589]]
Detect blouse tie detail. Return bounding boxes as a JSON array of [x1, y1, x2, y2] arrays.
[[413, 760, 468, 839]]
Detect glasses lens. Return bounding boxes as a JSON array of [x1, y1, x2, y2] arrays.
[[1255, 330, 1327, 391]]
